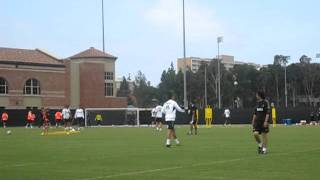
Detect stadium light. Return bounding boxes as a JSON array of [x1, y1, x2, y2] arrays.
[[217, 36, 223, 109], [182, 0, 188, 108]]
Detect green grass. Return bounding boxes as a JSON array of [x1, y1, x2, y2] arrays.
[[0, 125, 319, 180]]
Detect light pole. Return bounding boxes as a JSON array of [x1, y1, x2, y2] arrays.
[[283, 56, 290, 108], [217, 36, 223, 109], [204, 63, 207, 107], [182, 0, 188, 108], [101, 0, 105, 52]]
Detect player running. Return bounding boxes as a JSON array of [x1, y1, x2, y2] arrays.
[[162, 92, 185, 147], [154, 104, 163, 131], [187, 102, 198, 135], [252, 91, 270, 154]]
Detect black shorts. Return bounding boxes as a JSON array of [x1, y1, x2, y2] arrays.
[[166, 121, 175, 130], [64, 118, 71, 123], [253, 123, 269, 134], [155, 118, 162, 123]]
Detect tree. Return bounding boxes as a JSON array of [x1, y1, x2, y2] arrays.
[[117, 76, 130, 97], [133, 71, 158, 107]]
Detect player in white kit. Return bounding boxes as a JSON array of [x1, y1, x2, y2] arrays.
[[162, 92, 185, 147]]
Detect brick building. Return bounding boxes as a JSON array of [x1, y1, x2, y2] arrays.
[[0, 47, 127, 109]]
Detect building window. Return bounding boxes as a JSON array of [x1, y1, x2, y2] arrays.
[[0, 78, 8, 94], [105, 72, 114, 81], [105, 83, 114, 96], [24, 79, 40, 95]]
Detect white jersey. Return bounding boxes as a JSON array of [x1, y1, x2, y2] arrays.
[[74, 108, 84, 119], [62, 108, 71, 119], [162, 99, 184, 121], [151, 108, 156, 118], [224, 109, 230, 118], [155, 105, 163, 118]]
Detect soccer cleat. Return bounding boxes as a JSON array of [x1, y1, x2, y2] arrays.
[[166, 144, 171, 148], [261, 151, 267, 155], [258, 146, 262, 154], [261, 149, 267, 155]]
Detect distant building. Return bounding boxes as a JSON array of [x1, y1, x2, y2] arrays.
[[177, 57, 212, 73], [177, 55, 261, 73], [0, 47, 127, 109]]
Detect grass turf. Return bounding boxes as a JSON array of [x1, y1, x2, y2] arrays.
[[0, 125, 319, 180]]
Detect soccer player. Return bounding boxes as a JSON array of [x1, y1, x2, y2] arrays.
[[252, 91, 270, 154], [41, 108, 50, 135], [74, 106, 85, 127], [26, 110, 34, 128], [154, 104, 163, 131], [151, 108, 156, 127], [187, 103, 198, 135], [1, 111, 8, 128], [223, 107, 231, 126], [95, 114, 103, 126], [62, 105, 71, 130], [162, 92, 185, 147], [55, 110, 62, 128]]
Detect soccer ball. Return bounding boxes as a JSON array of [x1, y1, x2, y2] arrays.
[[6, 130, 12, 135]]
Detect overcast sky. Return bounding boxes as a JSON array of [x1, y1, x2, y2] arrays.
[[1, 0, 320, 85]]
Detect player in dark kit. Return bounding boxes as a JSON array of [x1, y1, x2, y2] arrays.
[[187, 103, 198, 135], [252, 91, 270, 154]]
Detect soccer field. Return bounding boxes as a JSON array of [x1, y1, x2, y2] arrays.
[[0, 125, 319, 180]]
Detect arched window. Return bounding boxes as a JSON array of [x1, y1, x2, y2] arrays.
[[0, 77, 8, 94], [24, 79, 40, 95]]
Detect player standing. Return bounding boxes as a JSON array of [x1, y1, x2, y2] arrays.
[[151, 108, 156, 127], [162, 92, 185, 147], [41, 108, 50, 135], [26, 110, 34, 128], [74, 106, 85, 127], [187, 103, 198, 135], [252, 91, 270, 154], [62, 105, 71, 130], [224, 108, 231, 126], [55, 110, 62, 128], [154, 104, 163, 131], [1, 111, 8, 128]]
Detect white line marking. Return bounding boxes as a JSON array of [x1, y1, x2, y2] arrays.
[[78, 166, 182, 180], [75, 148, 320, 180]]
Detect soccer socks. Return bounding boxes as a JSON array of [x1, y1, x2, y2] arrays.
[[166, 139, 170, 145], [258, 143, 262, 148], [166, 139, 180, 147], [175, 139, 180, 145]]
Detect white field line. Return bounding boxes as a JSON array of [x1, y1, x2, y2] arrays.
[[1, 148, 319, 177], [75, 148, 320, 180]]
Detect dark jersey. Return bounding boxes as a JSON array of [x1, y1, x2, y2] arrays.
[[254, 100, 270, 124], [188, 105, 197, 120]]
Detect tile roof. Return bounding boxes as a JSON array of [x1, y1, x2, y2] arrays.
[[69, 47, 117, 59], [0, 47, 63, 65]]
